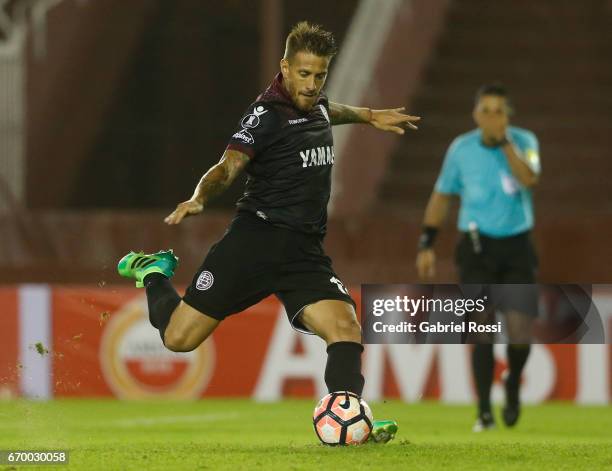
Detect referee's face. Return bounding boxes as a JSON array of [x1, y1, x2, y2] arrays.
[[280, 51, 330, 111], [473, 95, 510, 140]]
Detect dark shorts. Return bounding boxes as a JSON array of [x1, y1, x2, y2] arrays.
[[456, 230, 539, 317], [182, 211, 355, 333]]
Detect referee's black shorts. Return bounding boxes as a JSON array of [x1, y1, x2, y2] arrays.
[[182, 211, 355, 334], [456, 230, 538, 317]]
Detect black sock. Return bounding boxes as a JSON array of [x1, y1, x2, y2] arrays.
[[144, 273, 181, 341], [506, 344, 531, 406], [472, 344, 494, 414], [324, 341, 365, 396]]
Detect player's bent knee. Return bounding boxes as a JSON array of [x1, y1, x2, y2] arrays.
[[321, 311, 361, 344], [332, 316, 362, 343], [163, 330, 198, 352], [162, 302, 219, 352], [300, 300, 362, 344]]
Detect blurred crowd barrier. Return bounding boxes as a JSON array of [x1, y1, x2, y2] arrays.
[[1, 211, 612, 285]]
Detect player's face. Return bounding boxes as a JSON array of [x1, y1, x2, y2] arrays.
[[473, 95, 510, 140], [280, 52, 330, 111]]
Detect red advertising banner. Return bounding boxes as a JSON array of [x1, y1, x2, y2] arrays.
[[0, 287, 19, 398], [1, 285, 610, 403]]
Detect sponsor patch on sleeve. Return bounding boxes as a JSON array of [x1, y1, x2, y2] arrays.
[[525, 148, 541, 174], [232, 129, 254, 144]]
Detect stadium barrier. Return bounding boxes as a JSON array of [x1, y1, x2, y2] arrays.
[[0, 285, 609, 403]]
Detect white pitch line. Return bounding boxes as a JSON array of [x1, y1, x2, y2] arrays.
[[0, 412, 241, 429], [110, 412, 241, 428]]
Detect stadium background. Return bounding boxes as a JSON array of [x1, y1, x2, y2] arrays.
[[1, 0, 611, 406]]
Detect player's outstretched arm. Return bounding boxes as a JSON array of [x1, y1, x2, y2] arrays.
[[164, 150, 250, 225], [328, 102, 420, 135]]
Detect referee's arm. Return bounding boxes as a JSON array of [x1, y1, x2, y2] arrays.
[[501, 141, 539, 187], [423, 191, 451, 228], [416, 191, 452, 280]]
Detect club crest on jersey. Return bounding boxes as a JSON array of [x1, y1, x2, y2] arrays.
[[319, 104, 330, 123], [196, 271, 214, 291], [241, 105, 268, 129], [300, 146, 335, 168], [232, 128, 254, 144]]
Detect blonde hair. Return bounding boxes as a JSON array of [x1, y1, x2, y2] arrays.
[[284, 21, 337, 61]]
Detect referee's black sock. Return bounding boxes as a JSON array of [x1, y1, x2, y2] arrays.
[[325, 341, 365, 396], [506, 344, 531, 406], [144, 273, 181, 341], [472, 344, 494, 414]]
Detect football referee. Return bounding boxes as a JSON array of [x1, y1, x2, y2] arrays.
[[416, 84, 541, 431], [119, 22, 419, 443]]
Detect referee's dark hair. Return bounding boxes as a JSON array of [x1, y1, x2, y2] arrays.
[[284, 21, 338, 61], [475, 83, 513, 112]]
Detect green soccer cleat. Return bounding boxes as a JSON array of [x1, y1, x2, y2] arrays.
[[117, 250, 178, 288], [369, 419, 398, 444]]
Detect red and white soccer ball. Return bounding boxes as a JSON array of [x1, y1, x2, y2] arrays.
[[313, 391, 373, 446]]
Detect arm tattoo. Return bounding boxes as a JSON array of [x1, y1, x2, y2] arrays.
[[194, 150, 249, 206], [329, 102, 370, 125]]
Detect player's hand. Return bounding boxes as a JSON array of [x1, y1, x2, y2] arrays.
[[416, 248, 436, 280], [164, 199, 204, 225], [370, 107, 420, 135]]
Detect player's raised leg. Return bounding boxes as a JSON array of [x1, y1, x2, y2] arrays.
[[162, 301, 219, 352], [118, 250, 219, 351], [299, 300, 398, 443]]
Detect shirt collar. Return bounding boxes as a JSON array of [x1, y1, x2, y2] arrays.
[[258, 73, 294, 105]]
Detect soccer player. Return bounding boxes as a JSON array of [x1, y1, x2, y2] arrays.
[[416, 84, 541, 431], [118, 22, 419, 443]]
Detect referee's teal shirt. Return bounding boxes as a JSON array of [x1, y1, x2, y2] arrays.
[[435, 126, 541, 238]]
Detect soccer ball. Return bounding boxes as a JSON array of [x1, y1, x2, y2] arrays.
[[313, 391, 373, 445]]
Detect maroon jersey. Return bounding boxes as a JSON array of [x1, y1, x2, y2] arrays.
[[226, 73, 335, 235]]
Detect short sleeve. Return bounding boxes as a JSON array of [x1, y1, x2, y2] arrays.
[[226, 102, 279, 159], [435, 139, 462, 195], [513, 131, 541, 175]]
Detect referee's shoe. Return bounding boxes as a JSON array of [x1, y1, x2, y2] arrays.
[[502, 370, 521, 427], [472, 412, 495, 432]]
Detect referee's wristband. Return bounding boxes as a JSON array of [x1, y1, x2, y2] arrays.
[[418, 226, 439, 251]]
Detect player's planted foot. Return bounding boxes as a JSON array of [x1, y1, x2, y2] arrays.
[[117, 250, 178, 288], [472, 411, 495, 432], [369, 419, 398, 443]]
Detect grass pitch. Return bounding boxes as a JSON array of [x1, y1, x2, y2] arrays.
[[0, 400, 610, 470]]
